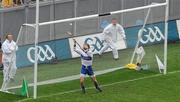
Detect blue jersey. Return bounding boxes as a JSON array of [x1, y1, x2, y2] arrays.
[[74, 46, 95, 77], [74, 46, 93, 66]]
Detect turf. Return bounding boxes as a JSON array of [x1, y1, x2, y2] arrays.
[[4, 43, 164, 87], [0, 42, 179, 102]]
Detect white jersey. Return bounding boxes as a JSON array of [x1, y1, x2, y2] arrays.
[[74, 46, 93, 66], [2, 39, 18, 62], [103, 24, 125, 43]]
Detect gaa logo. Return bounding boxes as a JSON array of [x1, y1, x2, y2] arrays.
[[27, 45, 55, 63], [84, 37, 104, 52], [139, 26, 164, 44]]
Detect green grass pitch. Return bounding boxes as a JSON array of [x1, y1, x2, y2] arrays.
[[0, 42, 180, 102]]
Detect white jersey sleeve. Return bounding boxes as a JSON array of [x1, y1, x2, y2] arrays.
[[74, 46, 84, 56], [102, 24, 113, 42], [12, 41, 18, 51], [117, 24, 126, 38]]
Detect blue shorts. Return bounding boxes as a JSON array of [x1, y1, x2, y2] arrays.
[[80, 65, 94, 77]]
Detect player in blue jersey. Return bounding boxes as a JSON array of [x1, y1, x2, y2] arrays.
[[73, 39, 102, 93]]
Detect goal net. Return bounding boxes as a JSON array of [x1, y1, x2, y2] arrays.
[[3, 0, 168, 98]]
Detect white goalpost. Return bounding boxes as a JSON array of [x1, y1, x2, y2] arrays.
[[164, 0, 169, 74], [2, 0, 169, 99], [33, 0, 40, 98]]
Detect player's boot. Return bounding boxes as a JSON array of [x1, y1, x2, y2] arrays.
[[94, 81, 102, 92], [80, 83, 86, 94], [96, 86, 102, 92], [81, 86, 86, 94]]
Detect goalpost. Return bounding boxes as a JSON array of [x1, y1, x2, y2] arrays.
[[2, 0, 169, 99]]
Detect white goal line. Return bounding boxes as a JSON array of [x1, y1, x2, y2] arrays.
[[22, 2, 167, 27], [8, 66, 125, 90]]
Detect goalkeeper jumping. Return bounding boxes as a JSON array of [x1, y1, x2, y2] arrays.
[[73, 39, 102, 93]]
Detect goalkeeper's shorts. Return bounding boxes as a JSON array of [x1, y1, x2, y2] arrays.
[[80, 65, 94, 77]]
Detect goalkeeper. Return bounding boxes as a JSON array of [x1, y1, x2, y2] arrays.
[[73, 39, 102, 93], [99, 18, 126, 60], [1, 33, 18, 92]]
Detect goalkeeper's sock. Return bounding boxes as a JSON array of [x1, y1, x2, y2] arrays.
[[80, 83, 86, 94], [93, 81, 102, 92]]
